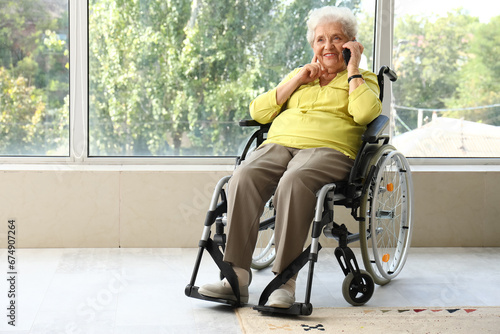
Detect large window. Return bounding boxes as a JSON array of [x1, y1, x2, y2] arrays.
[[0, 0, 69, 156], [88, 0, 376, 156], [392, 0, 500, 158], [3, 0, 498, 162]]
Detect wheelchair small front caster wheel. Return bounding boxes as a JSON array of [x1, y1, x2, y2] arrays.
[[342, 269, 374, 306]]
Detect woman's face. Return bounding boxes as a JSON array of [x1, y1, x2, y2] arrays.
[[312, 21, 350, 73]]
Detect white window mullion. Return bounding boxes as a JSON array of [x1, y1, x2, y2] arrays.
[[70, 0, 89, 163], [374, 0, 395, 137]]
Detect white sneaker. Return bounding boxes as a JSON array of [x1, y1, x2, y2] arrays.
[[198, 279, 249, 303], [267, 287, 295, 308]]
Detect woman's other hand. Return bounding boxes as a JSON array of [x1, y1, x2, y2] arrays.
[[296, 55, 327, 85], [275, 55, 326, 105]]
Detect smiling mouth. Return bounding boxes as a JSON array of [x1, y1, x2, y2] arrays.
[[323, 53, 336, 57]]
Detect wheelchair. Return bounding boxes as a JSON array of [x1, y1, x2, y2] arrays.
[[185, 66, 413, 316]]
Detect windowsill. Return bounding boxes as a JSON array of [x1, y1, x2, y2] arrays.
[[0, 162, 499, 173], [409, 164, 500, 172], [407, 157, 500, 172], [0, 163, 235, 172], [0, 155, 499, 172]]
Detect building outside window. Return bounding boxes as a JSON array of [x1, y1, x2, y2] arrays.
[[392, 0, 500, 158]]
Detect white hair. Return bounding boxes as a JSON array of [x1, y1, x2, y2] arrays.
[[306, 6, 358, 46]]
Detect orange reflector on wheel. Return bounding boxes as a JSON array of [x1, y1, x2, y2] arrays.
[[382, 254, 390, 263], [386, 183, 394, 192]]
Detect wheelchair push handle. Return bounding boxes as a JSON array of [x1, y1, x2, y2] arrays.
[[377, 66, 397, 102], [379, 65, 397, 82]]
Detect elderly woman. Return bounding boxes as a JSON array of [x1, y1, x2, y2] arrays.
[[199, 6, 381, 308]]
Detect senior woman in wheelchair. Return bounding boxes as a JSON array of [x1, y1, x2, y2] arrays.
[[199, 6, 382, 308]]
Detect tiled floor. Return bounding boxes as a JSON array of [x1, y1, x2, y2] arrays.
[[0, 247, 499, 333]]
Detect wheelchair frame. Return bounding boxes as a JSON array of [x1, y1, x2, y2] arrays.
[[185, 66, 413, 315]]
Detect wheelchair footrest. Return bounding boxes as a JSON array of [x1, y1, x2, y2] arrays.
[[253, 302, 313, 316], [185, 284, 241, 307]]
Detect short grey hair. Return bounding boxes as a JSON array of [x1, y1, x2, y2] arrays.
[[306, 6, 358, 46]]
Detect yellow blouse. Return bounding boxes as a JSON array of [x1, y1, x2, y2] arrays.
[[249, 68, 382, 159]]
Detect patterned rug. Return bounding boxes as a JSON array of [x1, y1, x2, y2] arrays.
[[235, 306, 500, 333]]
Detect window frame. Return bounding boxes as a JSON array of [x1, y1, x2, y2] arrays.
[[0, 0, 498, 166]]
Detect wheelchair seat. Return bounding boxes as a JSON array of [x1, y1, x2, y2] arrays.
[[185, 66, 413, 315]]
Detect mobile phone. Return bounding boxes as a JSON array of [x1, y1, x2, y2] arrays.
[[342, 48, 351, 66]]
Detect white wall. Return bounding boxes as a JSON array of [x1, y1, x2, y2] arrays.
[[0, 166, 499, 248]]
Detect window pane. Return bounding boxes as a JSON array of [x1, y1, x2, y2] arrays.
[[88, 0, 375, 157], [0, 0, 69, 156], [392, 0, 500, 158]]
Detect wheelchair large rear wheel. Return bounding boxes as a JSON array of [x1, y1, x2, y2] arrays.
[[251, 199, 276, 270], [359, 145, 413, 285]]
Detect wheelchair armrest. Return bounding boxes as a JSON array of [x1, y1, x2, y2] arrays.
[[236, 120, 272, 165], [239, 119, 261, 127], [239, 119, 271, 130], [238, 119, 264, 126], [361, 115, 389, 143]]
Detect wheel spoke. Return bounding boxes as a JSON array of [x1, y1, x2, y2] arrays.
[[359, 147, 413, 284]]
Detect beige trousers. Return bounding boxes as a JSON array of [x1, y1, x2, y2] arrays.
[[223, 143, 353, 274]]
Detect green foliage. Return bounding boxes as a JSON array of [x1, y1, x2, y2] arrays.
[[0, 67, 68, 154], [0, 67, 43, 153], [89, 0, 192, 155], [444, 16, 500, 125], [0, 0, 69, 155], [393, 9, 500, 134], [88, 0, 363, 156]]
